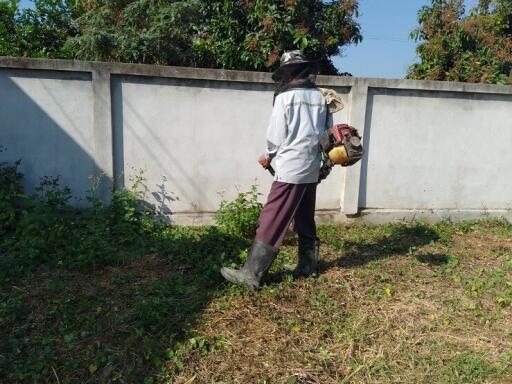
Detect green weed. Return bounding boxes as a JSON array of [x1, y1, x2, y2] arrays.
[[0, 146, 25, 235], [441, 353, 497, 383], [215, 184, 262, 240]]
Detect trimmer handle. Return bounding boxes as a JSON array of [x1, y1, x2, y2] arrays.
[[267, 165, 275, 176]]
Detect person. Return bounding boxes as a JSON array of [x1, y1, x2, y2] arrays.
[[220, 50, 332, 290]]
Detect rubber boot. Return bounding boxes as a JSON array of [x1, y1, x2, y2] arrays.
[[220, 239, 278, 290], [292, 237, 319, 279]]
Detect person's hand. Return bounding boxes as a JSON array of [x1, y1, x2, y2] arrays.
[[258, 154, 270, 169]]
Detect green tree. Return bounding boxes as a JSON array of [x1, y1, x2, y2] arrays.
[[407, 0, 512, 85], [68, 0, 361, 74], [192, 0, 361, 74], [66, 0, 201, 65], [1, 0, 361, 74], [0, 0, 83, 58], [15, 0, 83, 58], [0, 0, 19, 56]]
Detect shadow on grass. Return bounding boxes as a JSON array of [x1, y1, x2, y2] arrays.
[[320, 223, 439, 272], [415, 252, 450, 266], [321, 223, 441, 271], [0, 224, 249, 383], [266, 223, 441, 285]]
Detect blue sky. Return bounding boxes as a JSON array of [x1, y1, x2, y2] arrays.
[[19, 0, 480, 79], [336, 0, 480, 78], [20, 0, 32, 8]]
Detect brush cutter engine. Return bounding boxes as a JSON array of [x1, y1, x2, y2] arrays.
[[318, 124, 364, 182]]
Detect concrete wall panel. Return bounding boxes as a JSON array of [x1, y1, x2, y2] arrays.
[[113, 76, 348, 215], [360, 89, 512, 209], [0, 69, 95, 202]]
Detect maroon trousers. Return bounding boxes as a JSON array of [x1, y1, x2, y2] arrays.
[[255, 181, 317, 248]]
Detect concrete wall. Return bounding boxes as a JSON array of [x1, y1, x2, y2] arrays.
[[112, 76, 349, 217], [0, 69, 96, 204], [361, 89, 512, 210], [1, 57, 511, 223]]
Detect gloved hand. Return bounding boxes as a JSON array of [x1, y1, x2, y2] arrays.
[[318, 159, 334, 183]]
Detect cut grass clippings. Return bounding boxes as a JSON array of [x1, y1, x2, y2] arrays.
[[1, 219, 511, 383]]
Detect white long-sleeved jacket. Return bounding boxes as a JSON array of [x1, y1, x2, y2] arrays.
[[266, 88, 332, 184]]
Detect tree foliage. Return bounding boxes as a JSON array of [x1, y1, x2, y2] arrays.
[[0, 0, 20, 56], [408, 0, 512, 85], [192, 0, 362, 74], [0, 0, 82, 58], [67, 0, 201, 65], [0, 0, 361, 75]]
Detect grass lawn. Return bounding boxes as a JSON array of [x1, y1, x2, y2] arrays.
[[1, 219, 511, 383]]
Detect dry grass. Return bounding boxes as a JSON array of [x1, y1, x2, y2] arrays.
[[164, 221, 512, 384]]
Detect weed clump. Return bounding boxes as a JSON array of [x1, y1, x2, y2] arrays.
[[0, 156, 249, 383], [215, 185, 262, 240], [0, 146, 24, 235], [0, 162, 158, 279]]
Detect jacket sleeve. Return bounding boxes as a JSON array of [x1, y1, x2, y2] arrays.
[[265, 95, 287, 160]]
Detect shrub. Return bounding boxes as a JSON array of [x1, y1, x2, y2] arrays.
[[4, 176, 77, 273], [0, 170, 156, 278], [215, 185, 263, 240], [0, 147, 25, 235]]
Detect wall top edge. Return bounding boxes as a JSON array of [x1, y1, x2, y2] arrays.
[[1, 56, 511, 95]]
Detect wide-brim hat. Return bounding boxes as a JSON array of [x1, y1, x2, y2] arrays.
[[272, 50, 315, 81]]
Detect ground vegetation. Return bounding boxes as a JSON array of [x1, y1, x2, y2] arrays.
[[1, 155, 511, 383]]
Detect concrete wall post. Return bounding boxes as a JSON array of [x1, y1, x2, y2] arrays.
[[91, 66, 114, 202], [342, 79, 369, 215]]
